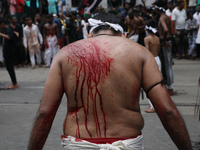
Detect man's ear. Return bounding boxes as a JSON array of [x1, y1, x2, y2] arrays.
[[86, 33, 93, 38], [121, 32, 127, 38]]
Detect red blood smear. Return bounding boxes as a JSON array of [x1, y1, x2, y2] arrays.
[[67, 40, 113, 138]]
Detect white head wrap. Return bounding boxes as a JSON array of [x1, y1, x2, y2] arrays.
[[145, 25, 157, 34], [88, 18, 124, 34], [154, 5, 166, 12]]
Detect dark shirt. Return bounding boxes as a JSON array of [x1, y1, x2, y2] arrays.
[[0, 0, 7, 16], [53, 18, 65, 39], [30, 0, 37, 9], [143, 14, 152, 22], [65, 19, 77, 44], [35, 20, 46, 38], [3, 26, 15, 58], [11, 24, 23, 47]]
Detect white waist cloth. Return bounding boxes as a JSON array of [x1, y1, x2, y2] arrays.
[[155, 56, 161, 71], [128, 34, 139, 42], [61, 135, 144, 150]]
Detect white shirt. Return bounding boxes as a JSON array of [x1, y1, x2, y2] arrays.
[[165, 9, 172, 17], [81, 19, 88, 39], [172, 7, 187, 30], [193, 12, 200, 22], [196, 16, 200, 43], [23, 24, 43, 48]]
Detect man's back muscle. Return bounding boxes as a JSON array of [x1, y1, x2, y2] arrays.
[[59, 36, 148, 138]]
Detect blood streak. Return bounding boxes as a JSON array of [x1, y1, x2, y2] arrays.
[[67, 40, 113, 138]]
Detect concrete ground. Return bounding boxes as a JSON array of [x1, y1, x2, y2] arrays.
[[0, 58, 200, 150]]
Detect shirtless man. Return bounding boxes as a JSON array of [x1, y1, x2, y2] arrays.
[[125, 9, 146, 45], [43, 14, 59, 67], [134, 10, 146, 46], [125, 9, 138, 42], [154, 1, 175, 96], [28, 13, 192, 150], [144, 19, 160, 113]]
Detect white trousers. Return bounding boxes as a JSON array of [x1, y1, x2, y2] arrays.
[[148, 56, 161, 109], [61, 135, 144, 150], [45, 35, 58, 67], [29, 44, 41, 66]]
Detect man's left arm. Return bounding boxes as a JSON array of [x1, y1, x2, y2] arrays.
[[28, 53, 64, 150], [160, 17, 169, 47], [56, 24, 60, 45], [142, 50, 192, 150]]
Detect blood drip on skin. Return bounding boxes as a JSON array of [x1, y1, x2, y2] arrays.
[[67, 40, 113, 138]]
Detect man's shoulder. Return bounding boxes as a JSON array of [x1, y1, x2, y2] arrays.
[[172, 7, 178, 13], [23, 25, 28, 30]]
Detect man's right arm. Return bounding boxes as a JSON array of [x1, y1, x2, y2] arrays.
[[142, 49, 192, 150], [28, 52, 64, 150]]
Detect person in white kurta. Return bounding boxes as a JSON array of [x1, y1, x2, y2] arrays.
[[196, 12, 200, 57], [23, 17, 43, 69]]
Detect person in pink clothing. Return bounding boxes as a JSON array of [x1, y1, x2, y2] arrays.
[[9, 0, 17, 15]]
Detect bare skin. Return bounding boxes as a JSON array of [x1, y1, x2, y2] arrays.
[[125, 14, 137, 38], [28, 30, 192, 150], [136, 16, 145, 34], [43, 20, 59, 45], [144, 32, 160, 113], [144, 32, 160, 57], [158, 12, 172, 47]]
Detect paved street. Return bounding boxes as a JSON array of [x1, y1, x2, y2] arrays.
[[0, 58, 200, 150]]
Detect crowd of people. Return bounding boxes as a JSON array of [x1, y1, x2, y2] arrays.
[[0, 0, 199, 92]]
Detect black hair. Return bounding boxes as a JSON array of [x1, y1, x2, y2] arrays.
[[87, 12, 124, 35], [69, 11, 77, 17], [146, 19, 157, 34], [46, 14, 53, 19], [123, 2, 130, 7], [153, 1, 165, 7], [24, 15, 32, 21], [9, 14, 17, 20], [41, 14, 46, 18], [0, 17, 6, 25], [177, 1, 184, 6], [21, 14, 28, 21], [168, 2, 173, 5]]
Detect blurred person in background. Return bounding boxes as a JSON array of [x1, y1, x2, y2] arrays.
[[44, 14, 59, 67], [0, 17, 18, 89], [185, 11, 197, 60], [172, 0, 188, 59], [81, 12, 91, 39], [23, 16, 43, 69]]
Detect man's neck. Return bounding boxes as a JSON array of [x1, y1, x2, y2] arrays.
[[28, 24, 32, 27], [93, 30, 115, 37]]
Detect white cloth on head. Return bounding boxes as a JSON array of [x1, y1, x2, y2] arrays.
[[145, 25, 157, 33], [155, 5, 165, 12], [61, 135, 144, 150], [88, 18, 124, 34]]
